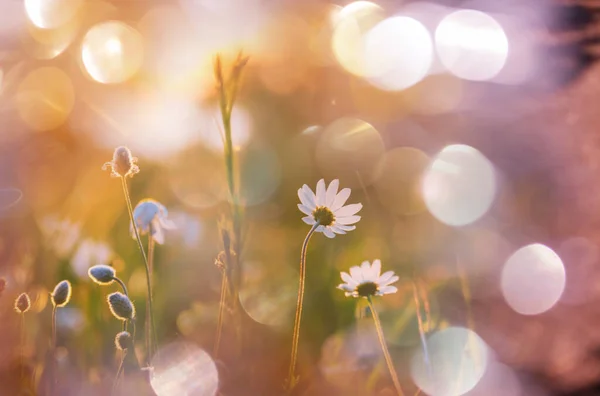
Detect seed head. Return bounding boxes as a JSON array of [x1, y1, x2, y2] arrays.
[[51, 280, 72, 307], [102, 146, 139, 178], [312, 206, 335, 227], [107, 292, 135, 321], [88, 265, 116, 285], [115, 331, 132, 351], [14, 292, 31, 314]]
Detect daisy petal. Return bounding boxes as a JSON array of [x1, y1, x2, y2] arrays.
[[298, 204, 312, 215], [336, 215, 361, 225], [316, 225, 326, 232], [331, 225, 347, 235], [345, 292, 354, 297], [316, 179, 326, 206], [300, 185, 317, 209], [336, 224, 356, 232], [382, 275, 399, 286], [341, 272, 358, 286], [371, 260, 382, 279], [360, 261, 373, 281], [349, 266, 362, 281], [380, 285, 398, 295], [326, 179, 339, 207], [338, 284, 354, 292], [323, 228, 335, 238], [302, 216, 316, 225], [334, 203, 363, 217], [331, 188, 351, 211], [378, 271, 396, 284]]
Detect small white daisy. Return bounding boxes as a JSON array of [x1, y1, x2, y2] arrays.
[[338, 260, 399, 298], [131, 199, 176, 244], [297, 179, 362, 238]]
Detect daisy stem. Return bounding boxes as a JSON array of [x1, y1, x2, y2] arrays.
[[411, 282, 431, 380], [286, 222, 319, 390], [213, 272, 228, 358], [366, 297, 405, 396], [120, 176, 156, 364]]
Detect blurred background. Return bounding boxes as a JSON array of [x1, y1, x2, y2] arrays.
[[1, 0, 600, 395]]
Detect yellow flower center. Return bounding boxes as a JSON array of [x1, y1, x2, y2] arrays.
[[312, 206, 335, 227], [356, 282, 378, 297]]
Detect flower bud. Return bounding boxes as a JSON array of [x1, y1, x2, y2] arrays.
[[102, 146, 139, 178], [88, 265, 116, 285], [107, 292, 135, 321], [14, 292, 30, 314], [51, 280, 72, 307], [115, 331, 132, 351]]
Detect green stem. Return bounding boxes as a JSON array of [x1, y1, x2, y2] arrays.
[[367, 297, 404, 396], [213, 272, 228, 358], [285, 222, 319, 391], [51, 306, 57, 396], [120, 177, 156, 364], [146, 236, 156, 361]]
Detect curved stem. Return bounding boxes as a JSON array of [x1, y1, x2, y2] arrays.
[[285, 222, 319, 390], [411, 282, 431, 380], [113, 277, 129, 332], [120, 177, 156, 364], [367, 297, 404, 396], [112, 350, 127, 395], [213, 272, 228, 358]]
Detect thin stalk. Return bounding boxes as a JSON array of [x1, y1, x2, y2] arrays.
[[112, 350, 126, 395], [51, 306, 57, 396], [213, 272, 228, 358], [411, 282, 431, 380], [146, 236, 156, 361], [366, 297, 404, 396], [52, 306, 57, 349], [285, 222, 319, 390], [20, 314, 25, 381], [120, 177, 156, 363]]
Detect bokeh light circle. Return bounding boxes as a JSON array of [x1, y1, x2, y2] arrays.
[[25, 0, 83, 29], [150, 342, 218, 396], [316, 117, 385, 187], [81, 21, 144, 84], [435, 10, 509, 81], [422, 144, 496, 226], [331, 1, 385, 77], [16, 67, 75, 131], [501, 243, 566, 315], [411, 326, 488, 396], [364, 16, 433, 90]]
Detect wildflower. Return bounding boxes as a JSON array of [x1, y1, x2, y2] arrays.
[[131, 199, 176, 244], [108, 292, 135, 321], [297, 179, 362, 238], [14, 292, 31, 314], [102, 146, 139, 178], [338, 260, 399, 298], [115, 331, 132, 351], [51, 280, 72, 307], [88, 264, 116, 285]]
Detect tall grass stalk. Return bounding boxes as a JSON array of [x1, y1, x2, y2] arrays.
[[286, 222, 319, 391], [366, 297, 405, 396], [214, 52, 249, 353], [120, 177, 156, 363], [146, 235, 158, 360]]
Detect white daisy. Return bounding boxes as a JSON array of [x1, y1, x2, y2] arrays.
[[131, 199, 176, 244], [297, 179, 362, 238], [338, 260, 399, 298]]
